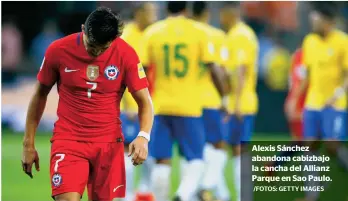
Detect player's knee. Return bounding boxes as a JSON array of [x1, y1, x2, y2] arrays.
[[324, 141, 339, 155], [54, 192, 81, 201], [213, 141, 226, 149], [232, 145, 241, 156]]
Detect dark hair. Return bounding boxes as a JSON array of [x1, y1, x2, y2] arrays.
[[311, 2, 338, 20], [167, 1, 187, 14], [192, 1, 207, 17], [223, 1, 241, 8], [84, 7, 124, 45]]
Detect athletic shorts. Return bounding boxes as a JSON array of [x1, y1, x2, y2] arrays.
[[50, 139, 125, 201], [150, 115, 205, 161], [303, 107, 347, 140], [288, 120, 303, 140], [202, 108, 227, 144], [227, 115, 255, 145], [120, 113, 140, 144]]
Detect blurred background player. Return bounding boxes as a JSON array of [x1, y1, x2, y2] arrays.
[[289, 2, 348, 201], [120, 2, 157, 201], [266, 48, 306, 175], [142, 2, 227, 201], [220, 2, 259, 201], [189, 2, 230, 201]]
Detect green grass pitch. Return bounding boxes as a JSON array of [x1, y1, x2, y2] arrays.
[[3, 131, 347, 201]]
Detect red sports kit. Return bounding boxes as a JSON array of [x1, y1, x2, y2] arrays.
[[285, 49, 306, 139], [37, 33, 148, 200]]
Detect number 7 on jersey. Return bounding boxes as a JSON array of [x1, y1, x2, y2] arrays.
[[86, 82, 97, 98]]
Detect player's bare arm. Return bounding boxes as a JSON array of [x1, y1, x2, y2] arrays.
[[234, 65, 246, 120], [326, 70, 348, 106], [286, 71, 308, 120], [22, 82, 53, 178], [206, 62, 230, 113], [128, 88, 154, 166]]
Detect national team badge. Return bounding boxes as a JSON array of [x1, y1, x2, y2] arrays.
[[52, 173, 62, 187], [104, 65, 119, 80], [87, 65, 99, 81]]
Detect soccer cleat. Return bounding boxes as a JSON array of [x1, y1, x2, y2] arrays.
[[172, 196, 182, 201], [134, 192, 155, 201]]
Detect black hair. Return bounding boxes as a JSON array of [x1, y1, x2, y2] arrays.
[[84, 7, 124, 45], [167, 1, 187, 14], [311, 2, 338, 20], [192, 1, 207, 17], [223, 1, 241, 8]]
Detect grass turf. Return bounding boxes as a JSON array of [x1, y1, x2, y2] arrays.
[[4, 132, 347, 201]]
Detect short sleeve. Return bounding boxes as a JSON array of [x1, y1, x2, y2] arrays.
[[37, 43, 59, 86], [124, 47, 149, 93], [199, 30, 215, 64]]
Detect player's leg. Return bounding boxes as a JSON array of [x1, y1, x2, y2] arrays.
[[149, 115, 173, 201], [301, 109, 321, 201], [172, 116, 206, 201], [87, 139, 126, 201], [199, 109, 229, 201], [50, 140, 90, 201], [322, 108, 348, 170]]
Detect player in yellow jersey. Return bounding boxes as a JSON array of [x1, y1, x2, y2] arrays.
[[142, 2, 228, 201], [120, 3, 157, 201], [220, 2, 259, 201], [189, 2, 231, 201], [288, 3, 348, 201]]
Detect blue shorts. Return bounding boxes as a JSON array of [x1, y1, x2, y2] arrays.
[[227, 115, 255, 145], [150, 115, 205, 161], [120, 113, 140, 144], [303, 108, 347, 140], [202, 108, 227, 144]]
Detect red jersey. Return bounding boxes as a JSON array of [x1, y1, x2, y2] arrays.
[[37, 33, 148, 142], [286, 49, 307, 112]]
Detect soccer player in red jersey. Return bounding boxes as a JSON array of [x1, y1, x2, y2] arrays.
[[21, 7, 154, 201], [266, 49, 306, 175]]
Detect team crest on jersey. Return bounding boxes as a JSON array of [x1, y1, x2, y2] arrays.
[[104, 65, 119, 80], [52, 173, 62, 187], [87, 65, 99, 81]]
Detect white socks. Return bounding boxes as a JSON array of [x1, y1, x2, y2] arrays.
[[216, 174, 230, 201], [150, 164, 171, 201], [233, 155, 241, 201], [201, 145, 228, 190], [176, 159, 205, 201], [138, 156, 155, 193], [337, 145, 348, 171], [303, 151, 320, 201], [124, 153, 134, 201]]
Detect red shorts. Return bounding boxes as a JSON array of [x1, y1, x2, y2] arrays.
[[50, 140, 125, 201], [288, 121, 303, 140]]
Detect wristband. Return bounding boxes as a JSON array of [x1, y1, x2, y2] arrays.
[[138, 131, 150, 142], [222, 96, 229, 107], [334, 87, 345, 99]]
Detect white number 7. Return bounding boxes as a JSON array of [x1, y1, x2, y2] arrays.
[[54, 154, 65, 172], [87, 82, 97, 98]]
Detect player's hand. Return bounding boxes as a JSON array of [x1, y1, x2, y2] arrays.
[[126, 112, 137, 122], [285, 98, 298, 121], [234, 101, 243, 121], [220, 105, 230, 123], [128, 136, 148, 166], [325, 96, 337, 107], [21, 146, 40, 178]]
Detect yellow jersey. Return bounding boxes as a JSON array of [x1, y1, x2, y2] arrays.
[[142, 16, 215, 117], [225, 22, 259, 114], [302, 30, 348, 110], [120, 22, 144, 113], [197, 23, 226, 109]]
